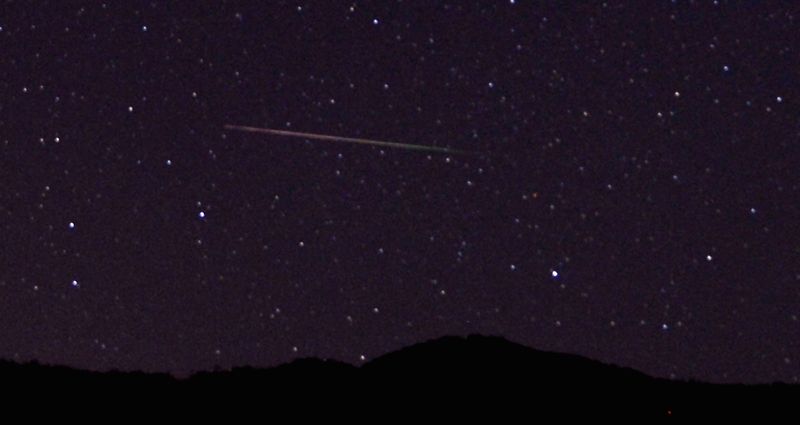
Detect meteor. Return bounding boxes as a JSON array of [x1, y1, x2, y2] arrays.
[[224, 124, 474, 155]]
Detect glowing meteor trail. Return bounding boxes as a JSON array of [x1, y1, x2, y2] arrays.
[[224, 124, 474, 155]]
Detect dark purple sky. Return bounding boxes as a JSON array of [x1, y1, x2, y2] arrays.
[[1, 1, 798, 383]]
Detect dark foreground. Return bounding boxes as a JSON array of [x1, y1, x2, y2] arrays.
[[2, 335, 796, 419]]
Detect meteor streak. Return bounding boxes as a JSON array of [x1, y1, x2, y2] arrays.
[[224, 124, 474, 155]]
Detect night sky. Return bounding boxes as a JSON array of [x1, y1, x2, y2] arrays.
[[1, 1, 798, 384]]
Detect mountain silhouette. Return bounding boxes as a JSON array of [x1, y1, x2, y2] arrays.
[[1, 334, 796, 419]]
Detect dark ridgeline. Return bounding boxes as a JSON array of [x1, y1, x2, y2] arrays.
[[1, 335, 796, 419]]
